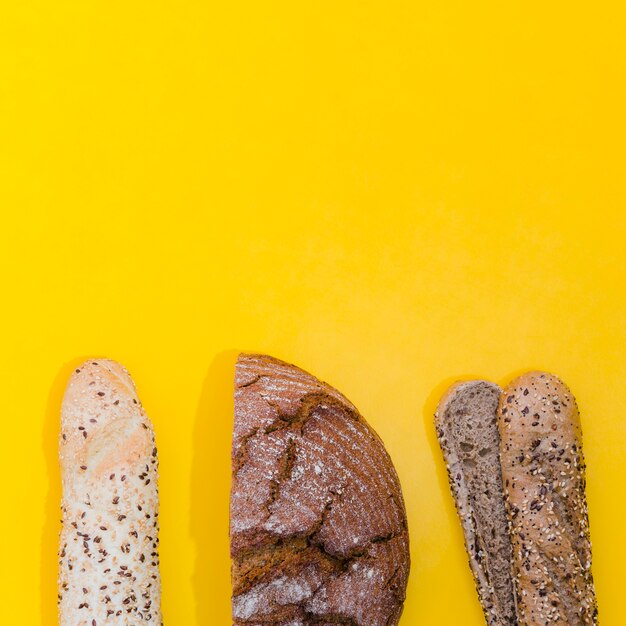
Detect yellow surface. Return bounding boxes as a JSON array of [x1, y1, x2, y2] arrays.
[[1, 1, 624, 623]]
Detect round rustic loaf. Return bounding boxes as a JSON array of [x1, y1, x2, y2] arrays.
[[230, 354, 410, 626]]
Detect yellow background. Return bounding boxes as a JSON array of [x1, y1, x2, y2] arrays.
[[1, 1, 624, 623]]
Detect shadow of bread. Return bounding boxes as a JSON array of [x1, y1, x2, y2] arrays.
[[40, 357, 90, 625], [191, 350, 238, 625]]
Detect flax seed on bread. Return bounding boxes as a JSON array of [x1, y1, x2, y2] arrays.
[[58, 359, 161, 625]]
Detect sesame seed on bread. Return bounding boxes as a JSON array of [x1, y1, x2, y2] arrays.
[[497, 372, 597, 625]]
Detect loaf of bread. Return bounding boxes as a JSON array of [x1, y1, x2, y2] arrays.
[[497, 372, 597, 625], [58, 360, 161, 625], [435, 381, 517, 626], [230, 353, 410, 625]]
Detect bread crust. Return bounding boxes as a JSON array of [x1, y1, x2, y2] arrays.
[[497, 372, 597, 625], [230, 353, 410, 626], [435, 380, 517, 626], [58, 359, 161, 625]]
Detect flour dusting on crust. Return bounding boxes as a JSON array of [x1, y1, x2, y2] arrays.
[[230, 354, 410, 626]]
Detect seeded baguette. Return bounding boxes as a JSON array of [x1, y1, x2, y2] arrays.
[[58, 360, 162, 625], [435, 381, 517, 626], [230, 353, 410, 625], [497, 372, 597, 625]]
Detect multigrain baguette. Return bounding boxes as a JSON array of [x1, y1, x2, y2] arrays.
[[497, 372, 597, 625], [230, 353, 410, 626], [58, 360, 161, 625], [435, 381, 517, 626]]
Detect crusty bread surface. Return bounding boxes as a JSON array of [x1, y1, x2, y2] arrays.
[[230, 353, 410, 626], [497, 372, 597, 625], [59, 359, 161, 625]]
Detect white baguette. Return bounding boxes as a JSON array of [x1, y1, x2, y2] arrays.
[[58, 359, 162, 625]]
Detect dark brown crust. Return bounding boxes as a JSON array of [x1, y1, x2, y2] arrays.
[[230, 354, 410, 626], [497, 372, 597, 626]]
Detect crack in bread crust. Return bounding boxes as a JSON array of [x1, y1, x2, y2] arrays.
[[230, 354, 410, 626]]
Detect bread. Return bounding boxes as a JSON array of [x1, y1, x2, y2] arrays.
[[435, 381, 517, 626], [230, 353, 410, 625], [58, 360, 161, 625], [497, 372, 597, 625]]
